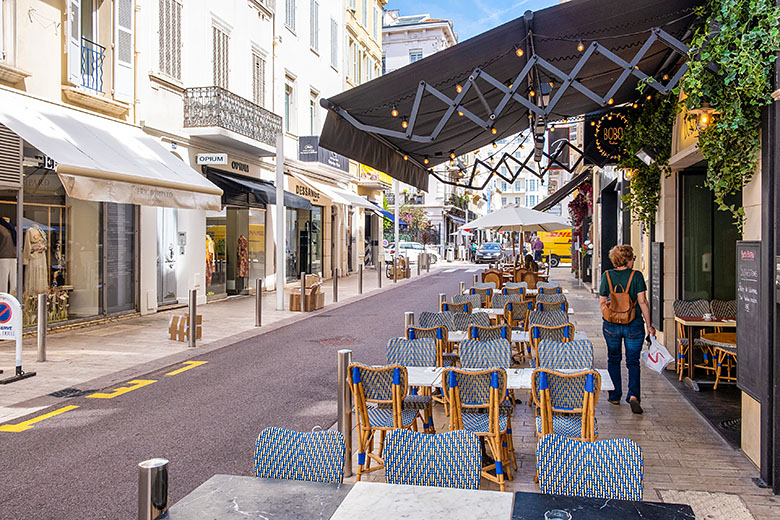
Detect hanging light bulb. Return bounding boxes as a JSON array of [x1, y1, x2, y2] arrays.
[[490, 156, 495, 164], [632, 102, 638, 109], [590, 120, 596, 126], [449, 159, 455, 166], [520, 144, 525, 150], [456, 84, 463, 93], [401, 117, 408, 129], [450, 151, 456, 159], [492, 141, 498, 149], [607, 114, 613, 121], [423, 156, 429, 165], [458, 110, 464, 117], [562, 118, 568, 124], [403, 154, 408, 161], [515, 47, 524, 57], [608, 98, 614, 105], [646, 94, 652, 101], [391, 105, 399, 117], [508, 84, 513, 90], [577, 40, 585, 52], [663, 74, 669, 81], [491, 127, 497, 135], [529, 90, 536, 97], [550, 124, 556, 130]]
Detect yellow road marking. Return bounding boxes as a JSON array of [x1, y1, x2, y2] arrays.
[[0, 405, 80, 433], [87, 379, 156, 399], [165, 361, 208, 376]]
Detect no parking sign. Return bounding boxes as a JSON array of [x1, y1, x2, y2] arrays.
[[0, 292, 32, 383]]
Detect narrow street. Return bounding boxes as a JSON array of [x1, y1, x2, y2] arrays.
[[0, 268, 472, 519]]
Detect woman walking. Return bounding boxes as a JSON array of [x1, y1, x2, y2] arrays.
[[599, 245, 655, 414]]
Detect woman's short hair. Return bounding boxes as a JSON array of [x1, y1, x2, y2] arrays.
[[609, 245, 635, 268]]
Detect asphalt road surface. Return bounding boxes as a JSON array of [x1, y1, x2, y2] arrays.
[[0, 267, 473, 519]]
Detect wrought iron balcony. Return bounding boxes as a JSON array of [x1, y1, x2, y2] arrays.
[[184, 86, 282, 149], [81, 37, 105, 93]]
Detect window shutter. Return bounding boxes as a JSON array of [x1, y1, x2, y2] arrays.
[[330, 19, 337, 68], [252, 53, 265, 107], [114, 0, 134, 103], [67, 0, 81, 84], [158, 0, 182, 80], [0, 124, 22, 189]]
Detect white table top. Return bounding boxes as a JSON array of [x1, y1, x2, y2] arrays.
[[406, 366, 444, 387], [429, 367, 614, 391], [446, 329, 587, 344], [461, 288, 570, 296], [330, 481, 514, 520], [475, 307, 574, 316]]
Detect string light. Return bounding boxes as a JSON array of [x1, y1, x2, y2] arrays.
[[423, 156, 429, 165], [646, 94, 652, 101], [577, 40, 585, 52], [490, 156, 495, 164], [548, 81, 554, 88], [607, 98, 614, 105], [632, 102, 638, 109], [550, 124, 556, 130], [515, 47, 524, 57], [401, 117, 408, 129], [491, 127, 497, 135], [391, 105, 398, 117], [456, 84, 463, 93], [590, 121, 596, 126], [529, 90, 536, 97], [492, 141, 498, 149], [663, 74, 669, 81], [450, 151, 456, 159], [403, 154, 408, 161]]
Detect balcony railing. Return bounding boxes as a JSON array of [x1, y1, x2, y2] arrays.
[[184, 86, 283, 148], [81, 37, 105, 93]]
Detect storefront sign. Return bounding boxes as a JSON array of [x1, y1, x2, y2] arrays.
[[297, 136, 349, 172], [359, 164, 392, 185], [547, 127, 571, 169], [196, 153, 228, 165], [294, 184, 320, 203], [583, 109, 629, 166], [230, 160, 250, 173], [736, 241, 763, 401], [650, 242, 663, 331]]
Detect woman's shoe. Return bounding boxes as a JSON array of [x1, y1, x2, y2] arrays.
[[628, 396, 643, 414], [608, 400, 620, 405]]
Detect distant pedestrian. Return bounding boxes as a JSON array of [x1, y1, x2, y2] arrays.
[[599, 245, 655, 414], [532, 235, 544, 263], [470, 241, 477, 262]]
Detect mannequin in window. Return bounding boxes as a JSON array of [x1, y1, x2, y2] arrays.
[[206, 234, 215, 286], [24, 224, 48, 295], [0, 216, 17, 293], [237, 234, 249, 279]]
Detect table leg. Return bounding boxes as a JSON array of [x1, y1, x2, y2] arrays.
[[687, 325, 695, 381]]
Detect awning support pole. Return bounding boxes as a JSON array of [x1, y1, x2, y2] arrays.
[[275, 133, 285, 311]]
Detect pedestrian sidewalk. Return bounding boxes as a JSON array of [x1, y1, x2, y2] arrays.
[[343, 271, 779, 519], [0, 261, 449, 424]]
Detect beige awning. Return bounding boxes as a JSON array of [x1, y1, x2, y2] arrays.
[[0, 88, 222, 210]]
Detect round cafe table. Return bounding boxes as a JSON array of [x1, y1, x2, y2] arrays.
[[699, 332, 737, 390]]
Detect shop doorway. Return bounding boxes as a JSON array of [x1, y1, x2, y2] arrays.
[[157, 207, 178, 306], [206, 207, 266, 297]]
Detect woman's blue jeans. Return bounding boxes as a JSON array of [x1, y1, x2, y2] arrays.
[[602, 318, 645, 403]]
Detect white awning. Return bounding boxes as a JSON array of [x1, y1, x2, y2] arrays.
[[290, 172, 375, 210], [0, 88, 222, 210]]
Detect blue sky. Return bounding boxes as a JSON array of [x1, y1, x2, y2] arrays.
[[385, 0, 560, 42]]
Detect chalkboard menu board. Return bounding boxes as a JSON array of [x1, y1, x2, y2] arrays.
[[736, 241, 763, 402], [650, 242, 663, 331]]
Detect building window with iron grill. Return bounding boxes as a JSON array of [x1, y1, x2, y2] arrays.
[[213, 25, 229, 89], [158, 0, 182, 81]]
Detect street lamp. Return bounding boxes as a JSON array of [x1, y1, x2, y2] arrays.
[[635, 147, 657, 166], [688, 102, 718, 130]]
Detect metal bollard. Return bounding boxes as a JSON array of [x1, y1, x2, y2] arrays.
[[378, 260, 383, 289], [438, 293, 446, 311], [393, 257, 398, 283], [255, 279, 263, 327], [358, 264, 363, 295], [300, 272, 307, 312], [426, 253, 430, 273], [459, 281, 465, 295], [188, 289, 197, 348], [404, 311, 414, 329], [473, 274, 478, 284], [37, 293, 47, 362], [138, 458, 169, 520], [337, 349, 353, 477], [333, 269, 339, 303], [417, 257, 421, 276]]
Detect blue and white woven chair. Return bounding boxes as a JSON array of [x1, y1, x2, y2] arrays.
[[405, 326, 457, 367], [442, 301, 471, 313], [490, 293, 525, 310], [452, 294, 483, 310], [349, 364, 422, 481], [458, 338, 512, 369], [386, 337, 437, 433], [535, 292, 567, 305], [531, 368, 600, 442], [384, 429, 481, 490], [711, 299, 736, 319], [503, 300, 535, 329], [528, 323, 575, 367], [537, 282, 563, 294], [443, 368, 516, 491], [527, 309, 570, 328], [673, 299, 711, 380], [468, 324, 512, 343], [253, 427, 345, 484], [536, 300, 569, 313], [419, 311, 456, 331], [537, 339, 594, 370], [469, 285, 494, 307], [537, 434, 643, 501], [503, 281, 528, 297], [453, 312, 491, 331]]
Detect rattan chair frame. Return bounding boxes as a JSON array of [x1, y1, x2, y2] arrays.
[[529, 323, 575, 367], [442, 301, 472, 313], [469, 286, 493, 308], [531, 368, 601, 442]]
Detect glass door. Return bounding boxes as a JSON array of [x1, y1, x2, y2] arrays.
[[206, 210, 227, 299], [285, 208, 299, 282]]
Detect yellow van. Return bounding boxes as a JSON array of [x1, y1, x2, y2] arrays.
[[537, 230, 572, 267]]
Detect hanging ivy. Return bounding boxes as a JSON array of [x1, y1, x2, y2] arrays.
[[617, 94, 679, 230], [681, 0, 780, 228]]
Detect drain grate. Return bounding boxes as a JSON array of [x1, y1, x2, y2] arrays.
[[49, 387, 93, 398], [720, 418, 741, 431]]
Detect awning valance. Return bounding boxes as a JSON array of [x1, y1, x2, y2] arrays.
[[534, 170, 592, 212], [0, 88, 222, 210], [371, 202, 408, 229], [320, 0, 700, 191], [290, 172, 375, 210], [205, 169, 312, 210]]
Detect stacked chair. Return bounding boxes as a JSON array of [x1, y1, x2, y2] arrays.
[[710, 299, 738, 390]]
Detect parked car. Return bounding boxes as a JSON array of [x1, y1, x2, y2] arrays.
[[384, 242, 439, 265], [474, 242, 504, 263]]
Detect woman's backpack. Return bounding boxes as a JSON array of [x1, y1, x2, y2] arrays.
[[601, 270, 637, 324]]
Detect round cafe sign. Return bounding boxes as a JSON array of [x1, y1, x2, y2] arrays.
[[594, 111, 629, 162]]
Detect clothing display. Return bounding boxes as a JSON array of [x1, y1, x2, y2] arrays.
[[0, 217, 16, 249], [237, 234, 249, 278], [0, 222, 15, 259], [24, 226, 49, 295], [0, 258, 17, 293], [206, 234, 216, 286]]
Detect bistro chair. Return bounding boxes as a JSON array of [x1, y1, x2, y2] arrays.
[[502, 282, 528, 297], [711, 299, 737, 319], [536, 300, 569, 313], [468, 324, 512, 342], [419, 311, 455, 331], [458, 338, 512, 369], [469, 286, 494, 307], [521, 271, 540, 290], [452, 294, 483, 310], [349, 364, 422, 481], [406, 326, 456, 367], [443, 368, 516, 491], [253, 427, 345, 484], [535, 292, 567, 305], [453, 312, 491, 331], [672, 299, 711, 380], [537, 339, 594, 370], [383, 429, 481, 490], [531, 369, 600, 442], [537, 282, 563, 294], [528, 323, 575, 367], [386, 337, 437, 433], [490, 293, 525, 310], [537, 434, 643, 501], [527, 309, 570, 329], [441, 301, 471, 314], [481, 269, 504, 290], [503, 300, 534, 329]]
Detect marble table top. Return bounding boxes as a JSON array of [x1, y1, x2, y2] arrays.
[[447, 330, 589, 344], [428, 368, 614, 391], [330, 481, 514, 520], [478, 307, 574, 316], [161, 474, 352, 519], [406, 366, 444, 387], [511, 491, 695, 519]]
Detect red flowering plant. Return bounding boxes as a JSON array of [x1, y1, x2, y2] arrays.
[[568, 180, 593, 245]]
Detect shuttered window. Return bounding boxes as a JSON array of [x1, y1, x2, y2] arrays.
[[0, 124, 22, 188], [310, 0, 318, 52], [252, 52, 265, 108], [114, 0, 134, 103], [373, 6, 379, 41], [213, 26, 229, 89], [285, 0, 296, 32], [330, 19, 338, 69], [158, 0, 182, 80], [361, 0, 367, 25]]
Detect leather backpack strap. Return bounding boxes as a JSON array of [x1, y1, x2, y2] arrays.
[[626, 270, 636, 296], [606, 270, 614, 293]]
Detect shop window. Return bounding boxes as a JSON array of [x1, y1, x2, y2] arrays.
[[213, 25, 229, 89], [158, 0, 182, 80]]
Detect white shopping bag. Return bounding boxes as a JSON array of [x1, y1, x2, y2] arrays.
[[641, 335, 674, 374]]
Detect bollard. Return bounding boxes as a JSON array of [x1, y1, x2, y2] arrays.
[[255, 279, 263, 327], [188, 289, 197, 348], [417, 256, 421, 276], [378, 260, 382, 289], [459, 281, 465, 295], [337, 349, 353, 477], [358, 264, 363, 295], [404, 311, 414, 329], [473, 274, 478, 284], [438, 293, 446, 311], [426, 253, 430, 273], [138, 458, 169, 520], [300, 272, 307, 312], [393, 256, 398, 283], [333, 269, 339, 303], [37, 293, 47, 362]]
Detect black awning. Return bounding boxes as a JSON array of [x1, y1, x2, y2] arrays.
[[320, 0, 700, 191], [534, 170, 592, 212], [205, 169, 312, 210]]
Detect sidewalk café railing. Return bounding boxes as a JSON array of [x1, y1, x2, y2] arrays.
[[81, 37, 105, 93]]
